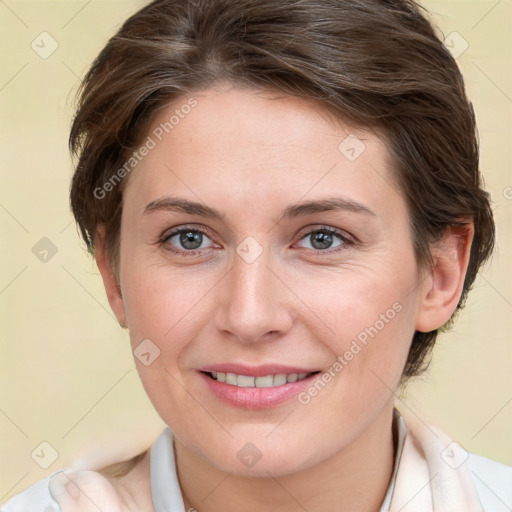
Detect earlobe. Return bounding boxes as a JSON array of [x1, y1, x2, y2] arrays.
[[95, 226, 127, 328], [415, 222, 474, 333]]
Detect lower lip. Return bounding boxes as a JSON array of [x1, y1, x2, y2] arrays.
[[199, 371, 318, 410]]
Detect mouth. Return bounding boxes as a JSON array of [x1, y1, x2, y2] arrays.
[[202, 370, 319, 388], [198, 365, 322, 409]]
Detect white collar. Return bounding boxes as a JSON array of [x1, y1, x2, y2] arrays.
[[149, 408, 407, 512], [150, 426, 186, 511]]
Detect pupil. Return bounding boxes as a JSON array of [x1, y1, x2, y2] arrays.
[[312, 231, 332, 250], [180, 231, 202, 249]]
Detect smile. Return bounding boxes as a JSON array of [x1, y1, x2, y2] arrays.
[[199, 366, 322, 409], [205, 371, 317, 388]]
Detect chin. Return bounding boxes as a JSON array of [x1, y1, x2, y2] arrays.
[[193, 433, 323, 478]]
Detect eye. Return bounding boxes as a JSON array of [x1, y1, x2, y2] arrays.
[[161, 227, 216, 256], [295, 226, 352, 253], [158, 225, 354, 258]]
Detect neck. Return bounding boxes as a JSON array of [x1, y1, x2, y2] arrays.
[[174, 403, 396, 512]]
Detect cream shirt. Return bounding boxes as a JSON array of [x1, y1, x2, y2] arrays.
[[2, 409, 511, 511]]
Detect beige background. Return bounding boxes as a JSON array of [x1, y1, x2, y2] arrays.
[[0, 0, 511, 502]]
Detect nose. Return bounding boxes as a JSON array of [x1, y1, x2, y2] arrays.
[[214, 245, 294, 344]]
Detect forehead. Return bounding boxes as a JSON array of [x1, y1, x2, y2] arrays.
[[123, 85, 403, 224]]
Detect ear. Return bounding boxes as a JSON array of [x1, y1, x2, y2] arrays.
[[95, 225, 127, 327], [415, 221, 474, 333]]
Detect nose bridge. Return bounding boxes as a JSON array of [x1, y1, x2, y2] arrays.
[[215, 241, 292, 342]]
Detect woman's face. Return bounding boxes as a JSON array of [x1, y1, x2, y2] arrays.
[[116, 83, 426, 476]]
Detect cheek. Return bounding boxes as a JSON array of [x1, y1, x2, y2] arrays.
[[122, 259, 204, 332], [121, 270, 201, 418], [120, 261, 220, 383], [304, 263, 414, 341], [302, 263, 417, 396]]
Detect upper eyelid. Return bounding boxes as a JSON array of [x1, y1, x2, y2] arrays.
[[163, 224, 346, 237], [162, 225, 216, 242]]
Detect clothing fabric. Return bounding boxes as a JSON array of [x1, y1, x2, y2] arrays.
[[2, 409, 511, 511]]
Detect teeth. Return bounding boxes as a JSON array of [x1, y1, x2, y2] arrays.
[[226, 373, 237, 385], [209, 371, 311, 387], [237, 375, 255, 387], [255, 375, 274, 387], [273, 373, 287, 386]]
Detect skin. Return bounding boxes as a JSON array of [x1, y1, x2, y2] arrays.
[[95, 82, 474, 512]]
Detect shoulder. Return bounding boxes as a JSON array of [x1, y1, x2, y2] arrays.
[[0, 468, 124, 512], [466, 452, 512, 511], [394, 408, 512, 511], [0, 470, 62, 512]]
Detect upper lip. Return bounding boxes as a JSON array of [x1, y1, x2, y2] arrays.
[[199, 364, 320, 377]]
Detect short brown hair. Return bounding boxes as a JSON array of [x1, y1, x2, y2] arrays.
[[69, 0, 495, 378]]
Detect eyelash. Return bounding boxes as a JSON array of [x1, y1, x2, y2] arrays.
[[158, 225, 355, 258]]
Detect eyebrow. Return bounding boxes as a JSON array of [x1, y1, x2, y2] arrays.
[[142, 196, 376, 221]]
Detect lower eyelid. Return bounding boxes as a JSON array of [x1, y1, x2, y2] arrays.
[[299, 241, 349, 255], [161, 227, 353, 254]]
